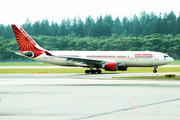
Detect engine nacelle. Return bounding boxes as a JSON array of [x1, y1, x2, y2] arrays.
[[118, 66, 128, 71], [102, 62, 118, 71]]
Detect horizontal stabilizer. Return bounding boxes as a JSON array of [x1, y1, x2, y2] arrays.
[[7, 50, 34, 57]]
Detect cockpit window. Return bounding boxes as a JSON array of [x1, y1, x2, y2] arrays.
[[164, 55, 169, 57]]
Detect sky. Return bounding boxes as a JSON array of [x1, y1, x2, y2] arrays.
[[1, 0, 180, 26]]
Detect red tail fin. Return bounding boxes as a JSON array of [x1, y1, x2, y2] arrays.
[[11, 24, 46, 58], [11, 24, 45, 51]]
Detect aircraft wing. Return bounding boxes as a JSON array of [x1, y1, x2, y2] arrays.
[[54, 56, 122, 65]]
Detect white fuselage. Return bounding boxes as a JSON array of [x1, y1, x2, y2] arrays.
[[32, 51, 174, 67], [11, 24, 174, 73]]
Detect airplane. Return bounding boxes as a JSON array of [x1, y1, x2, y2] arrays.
[[9, 24, 174, 74]]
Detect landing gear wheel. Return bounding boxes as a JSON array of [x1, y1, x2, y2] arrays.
[[153, 70, 157, 73], [85, 69, 102, 74], [91, 70, 96, 74], [97, 70, 102, 74], [85, 70, 90, 74]]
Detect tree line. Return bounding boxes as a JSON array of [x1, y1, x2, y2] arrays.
[[0, 11, 180, 61], [0, 33, 180, 61], [1, 11, 180, 38]]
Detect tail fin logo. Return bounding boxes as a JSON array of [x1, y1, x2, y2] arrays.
[[11, 24, 45, 58], [19, 28, 36, 46], [12, 24, 39, 51]]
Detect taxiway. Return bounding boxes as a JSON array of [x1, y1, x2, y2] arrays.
[[0, 73, 180, 120]]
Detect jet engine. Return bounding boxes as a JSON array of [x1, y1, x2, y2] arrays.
[[102, 62, 118, 71], [118, 66, 128, 71]]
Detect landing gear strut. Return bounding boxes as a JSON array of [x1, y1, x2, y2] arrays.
[[153, 67, 157, 73]]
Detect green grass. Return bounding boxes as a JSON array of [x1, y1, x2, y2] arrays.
[[0, 67, 180, 74], [125, 67, 180, 73], [0, 60, 180, 66], [0, 62, 54, 66], [0, 61, 180, 74], [168, 60, 180, 65], [0, 68, 86, 74]]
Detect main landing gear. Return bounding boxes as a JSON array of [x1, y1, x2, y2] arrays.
[[153, 67, 157, 73], [85, 65, 102, 74], [85, 69, 102, 74]]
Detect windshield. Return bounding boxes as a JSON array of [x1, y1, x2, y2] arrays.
[[164, 55, 169, 58]]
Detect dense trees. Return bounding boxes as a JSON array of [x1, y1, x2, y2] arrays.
[[0, 11, 180, 61], [1, 33, 180, 61], [1, 11, 180, 38]]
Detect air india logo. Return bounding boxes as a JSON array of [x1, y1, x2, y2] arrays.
[[12, 24, 45, 58], [15, 28, 37, 51], [19, 28, 36, 45]]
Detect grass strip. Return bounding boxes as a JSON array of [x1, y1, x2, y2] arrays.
[[0, 60, 180, 66], [0, 62, 54, 66], [0, 67, 180, 74], [168, 60, 180, 65], [0, 68, 86, 74]]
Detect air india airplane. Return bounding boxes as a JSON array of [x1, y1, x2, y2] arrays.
[[9, 24, 174, 74]]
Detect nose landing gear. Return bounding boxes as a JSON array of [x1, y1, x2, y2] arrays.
[[153, 67, 157, 73]]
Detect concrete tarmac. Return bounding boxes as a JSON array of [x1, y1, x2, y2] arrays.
[[0, 73, 180, 120]]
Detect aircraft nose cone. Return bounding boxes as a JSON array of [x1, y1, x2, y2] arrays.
[[171, 57, 174, 62], [168, 57, 174, 63]]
